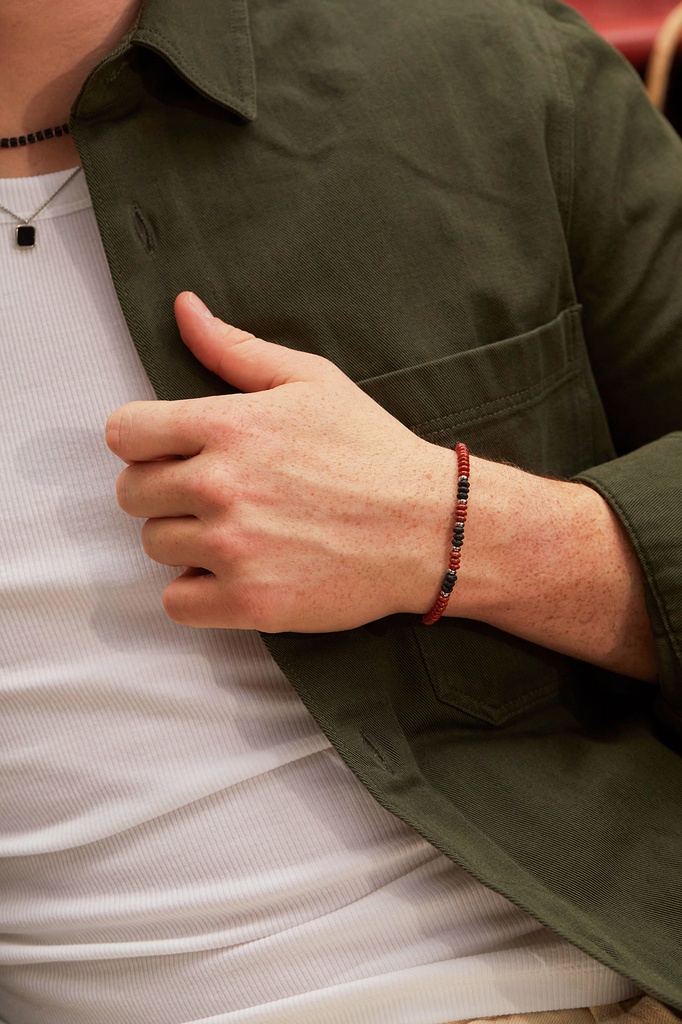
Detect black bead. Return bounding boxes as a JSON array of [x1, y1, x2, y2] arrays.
[[1, 122, 70, 148], [442, 580, 455, 595]]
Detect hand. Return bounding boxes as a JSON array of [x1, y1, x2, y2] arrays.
[[106, 292, 455, 631]]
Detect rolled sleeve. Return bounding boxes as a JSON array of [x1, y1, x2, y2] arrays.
[[575, 435, 682, 742]]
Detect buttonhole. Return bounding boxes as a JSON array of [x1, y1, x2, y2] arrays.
[[133, 204, 155, 254], [360, 732, 395, 774]]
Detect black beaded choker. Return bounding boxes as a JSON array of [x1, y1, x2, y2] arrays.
[[1, 123, 70, 149]]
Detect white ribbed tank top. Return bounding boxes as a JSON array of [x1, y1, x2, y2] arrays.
[[0, 168, 639, 1024]]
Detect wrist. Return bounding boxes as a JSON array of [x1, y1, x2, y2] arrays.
[[398, 440, 462, 617], [444, 456, 579, 621], [415, 451, 658, 681]]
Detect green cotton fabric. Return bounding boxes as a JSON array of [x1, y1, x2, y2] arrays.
[[69, 0, 682, 1007]]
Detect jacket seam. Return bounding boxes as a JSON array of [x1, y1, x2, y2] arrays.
[[416, 360, 583, 438], [430, 676, 558, 722], [539, 0, 577, 243]]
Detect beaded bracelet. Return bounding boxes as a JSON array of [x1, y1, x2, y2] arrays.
[[422, 442, 470, 626]]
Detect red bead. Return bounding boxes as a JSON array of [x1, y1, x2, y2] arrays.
[[423, 442, 470, 625]]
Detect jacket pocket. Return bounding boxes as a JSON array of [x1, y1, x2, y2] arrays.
[[357, 305, 608, 725], [357, 304, 610, 477]]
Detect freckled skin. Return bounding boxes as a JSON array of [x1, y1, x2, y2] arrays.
[[461, 459, 657, 681], [106, 292, 657, 683]]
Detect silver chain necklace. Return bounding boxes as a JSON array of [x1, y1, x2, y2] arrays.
[[0, 167, 83, 249]]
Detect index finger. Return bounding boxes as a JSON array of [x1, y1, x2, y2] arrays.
[[106, 400, 207, 463]]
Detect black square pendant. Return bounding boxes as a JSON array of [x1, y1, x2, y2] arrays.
[[16, 225, 36, 248]]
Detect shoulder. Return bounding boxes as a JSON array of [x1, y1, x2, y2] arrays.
[[245, 0, 604, 73], [244, 0, 596, 116]]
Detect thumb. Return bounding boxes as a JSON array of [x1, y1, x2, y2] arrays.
[[175, 292, 324, 392]]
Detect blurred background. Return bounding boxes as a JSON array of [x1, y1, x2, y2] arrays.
[[566, 0, 682, 133]]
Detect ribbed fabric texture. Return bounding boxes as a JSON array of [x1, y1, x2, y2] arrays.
[[0, 170, 639, 1024]]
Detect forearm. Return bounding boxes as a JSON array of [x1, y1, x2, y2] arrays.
[[443, 456, 658, 682]]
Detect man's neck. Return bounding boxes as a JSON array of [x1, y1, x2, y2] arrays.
[[0, 0, 142, 177]]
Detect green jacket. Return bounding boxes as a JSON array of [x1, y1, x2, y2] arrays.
[[69, 0, 682, 1007]]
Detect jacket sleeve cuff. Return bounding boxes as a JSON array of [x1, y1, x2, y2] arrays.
[[573, 433, 682, 746]]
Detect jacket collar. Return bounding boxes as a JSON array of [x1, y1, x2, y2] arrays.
[[132, 0, 256, 120]]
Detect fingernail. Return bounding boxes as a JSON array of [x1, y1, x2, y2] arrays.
[[187, 292, 214, 320]]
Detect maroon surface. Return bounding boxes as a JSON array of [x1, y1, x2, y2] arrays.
[[566, 0, 680, 64]]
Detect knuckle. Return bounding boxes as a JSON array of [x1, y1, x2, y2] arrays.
[[204, 527, 228, 562], [214, 328, 257, 381], [210, 521, 245, 562], [307, 351, 334, 374], [193, 464, 235, 511], [215, 322, 256, 346], [294, 350, 339, 383], [203, 396, 250, 449]]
